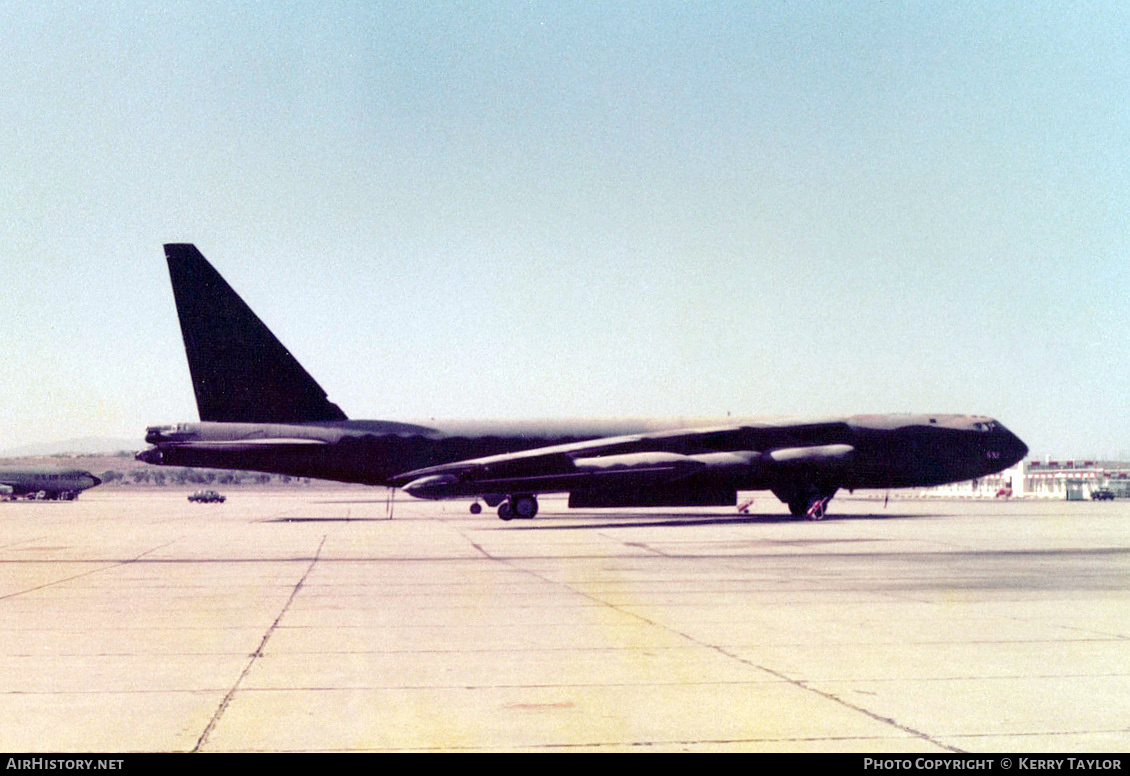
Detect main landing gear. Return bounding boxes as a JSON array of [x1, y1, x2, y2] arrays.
[[488, 493, 539, 521], [781, 487, 837, 521]]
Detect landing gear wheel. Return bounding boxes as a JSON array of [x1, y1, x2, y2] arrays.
[[469, 502, 482, 515], [498, 501, 513, 521], [805, 497, 831, 521], [786, 491, 836, 520], [510, 494, 538, 520]]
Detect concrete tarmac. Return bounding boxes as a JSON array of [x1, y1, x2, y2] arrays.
[[0, 489, 1127, 752]]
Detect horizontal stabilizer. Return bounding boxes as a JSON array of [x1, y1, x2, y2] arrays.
[[164, 244, 347, 423]]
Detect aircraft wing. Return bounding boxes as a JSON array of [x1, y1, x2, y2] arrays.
[[390, 422, 856, 506]]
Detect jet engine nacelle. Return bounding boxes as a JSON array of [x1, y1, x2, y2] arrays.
[[768, 444, 854, 469], [573, 450, 758, 473], [401, 474, 459, 500]]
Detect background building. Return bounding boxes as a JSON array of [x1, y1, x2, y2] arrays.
[[924, 459, 1130, 500]]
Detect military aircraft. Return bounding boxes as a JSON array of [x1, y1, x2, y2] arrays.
[[0, 466, 101, 500], [138, 244, 1028, 520]]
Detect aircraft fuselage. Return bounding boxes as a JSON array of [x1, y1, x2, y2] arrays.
[[140, 413, 1027, 500], [0, 467, 102, 500]]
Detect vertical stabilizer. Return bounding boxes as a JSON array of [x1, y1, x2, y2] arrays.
[[164, 243, 348, 423]]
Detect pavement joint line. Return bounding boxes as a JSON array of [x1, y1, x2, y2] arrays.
[[5, 544, 1127, 563], [948, 727, 1130, 740], [706, 647, 964, 753], [628, 566, 967, 751], [617, 539, 670, 557], [218, 733, 924, 753], [433, 520, 1114, 754], [0, 540, 180, 602], [0, 536, 49, 550], [193, 534, 327, 753], [436, 521, 958, 754], [490, 528, 966, 754]]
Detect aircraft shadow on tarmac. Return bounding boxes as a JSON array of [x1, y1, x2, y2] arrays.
[[504, 511, 940, 530], [265, 510, 940, 528], [265, 517, 394, 522]]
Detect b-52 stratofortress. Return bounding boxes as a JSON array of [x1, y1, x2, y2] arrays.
[[138, 244, 1028, 520], [0, 466, 101, 501]]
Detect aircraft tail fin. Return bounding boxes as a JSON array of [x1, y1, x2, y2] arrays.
[[163, 243, 348, 423]]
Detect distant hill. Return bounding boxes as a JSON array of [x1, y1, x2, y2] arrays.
[[0, 437, 143, 457]]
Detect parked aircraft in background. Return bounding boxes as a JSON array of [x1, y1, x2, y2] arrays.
[[138, 244, 1028, 520], [0, 466, 101, 500]]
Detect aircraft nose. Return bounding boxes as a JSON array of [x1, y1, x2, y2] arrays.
[[997, 426, 1028, 468], [1011, 434, 1029, 466]]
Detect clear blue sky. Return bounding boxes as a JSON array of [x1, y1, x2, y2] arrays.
[[1, 2, 1126, 458]]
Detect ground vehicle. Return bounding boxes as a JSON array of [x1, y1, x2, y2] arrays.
[[1091, 488, 1115, 501], [188, 490, 226, 503]]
